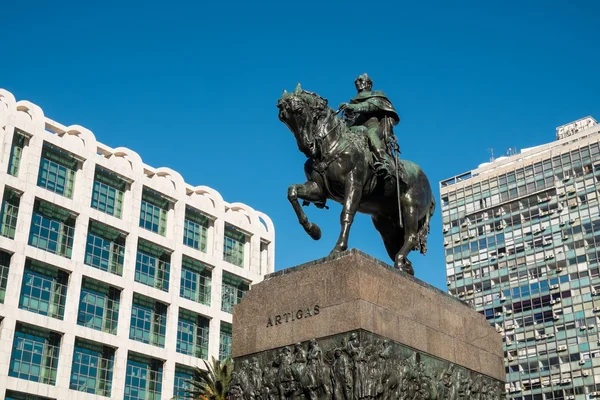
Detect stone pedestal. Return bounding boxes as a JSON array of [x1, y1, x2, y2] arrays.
[[231, 249, 505, 399]]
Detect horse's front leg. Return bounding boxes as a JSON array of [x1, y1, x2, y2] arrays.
[[331, 171, 363, 254], [288, 181, 324, 240]]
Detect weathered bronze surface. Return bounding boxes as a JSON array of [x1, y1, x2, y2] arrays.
[[230, 330, 503, 400], [277, 76, 435, 275]]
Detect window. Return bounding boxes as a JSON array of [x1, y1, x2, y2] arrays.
[[180, 257, 211, 306], [91, 167, 126, 218], [173, 365, 195, 400], [19, 259, 68, 320], [224, 224, 246, 267], [177, 308, 209, 359], [124, 353, 163, 400], [9, 323, 60, 385], [1, 188, 20, 239], [5, 390, 54, 400], [139, 187, 169, 235], [37, 143, 77, 198], [0, 250, 11, 303], [183, 207, 209, 252], [70, 338, 115, 397], [219, 322, 232, 361], [221, 272, 249, 313], [135, 240, 170, 292], [77, 278, 120, 334], [85, 220, 126, 275], [129, 294, 167, 348], [7, 129, 27, 177], [260, 240, 270, 273], [29, 199, 75, 258]]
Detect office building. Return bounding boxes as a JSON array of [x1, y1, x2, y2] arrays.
[[0, 88, 275, 399], [441, 116, 600, 399]]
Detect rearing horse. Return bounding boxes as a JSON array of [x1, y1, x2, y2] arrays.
[[277, 84, 435, 275]]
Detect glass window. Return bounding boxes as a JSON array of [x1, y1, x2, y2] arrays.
[[180, 257, 211, 306], [183, 207, 209, 252], [9, 323, 60, 385], [224, 224, 246, 267], [124, 353, 163, 400], [70, 338, 115, 397], [219, 322, 232, 361], [28, 200, 75, 258], [129, 294, 167, 348], [5, 390, 54, 400], [91, 167, 126, 218], [19, 259, 68, 320], [139, 187, 169, 236], [77, 278, 120, 335], [135, 240, 170, 292], [221, 272, 249, 313], [7, 130, 27, 177], [173, 365, 195, 400], [176, 308, 209, 359], [37, 144, 77, 198], [85, 220, 126, 275], [1, 188, 20, 239], [0, 250, 11, 303]]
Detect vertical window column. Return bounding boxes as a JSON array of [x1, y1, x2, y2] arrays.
[[139, 187, 170, 236], [135, 240, 171, 292], [70, 338, 115, 396], [37, 143, 78, 198], [0, 250, 11, 303], [0, 187, 20, 239], [84, 220, 126, 275], [9, 323, 61, 385], [173, 364, 195, 400], [124, 352, 163, 400], [221, 272, 249, 313], [7, 129, 27, 177], [77, 277, 120, 334], [19, 259, 68, 320], [129, 294, 167, 348], [180, 256, 211, 306], [177, 308, 209, 359], [219, 322, 232, 361], [29, 199, 76, 258], [223, 224, 246, 267], [183, 207, 209, 252], [91, 167, 126, 218]]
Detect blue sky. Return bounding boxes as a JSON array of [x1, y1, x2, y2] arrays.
[[2, 1, 599, 290]]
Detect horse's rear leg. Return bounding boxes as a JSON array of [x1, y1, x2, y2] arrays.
[[288, 181, 325, 240], [372, 214, 403, 262], [394, 206, 419, 275]]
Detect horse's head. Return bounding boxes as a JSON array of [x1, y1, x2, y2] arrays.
[[277, 83, 329, 157]]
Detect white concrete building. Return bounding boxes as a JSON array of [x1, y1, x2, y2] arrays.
[[0, 88, 275, 400]]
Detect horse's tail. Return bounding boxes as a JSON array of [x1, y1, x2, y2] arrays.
[[417, 195, 436, 255]]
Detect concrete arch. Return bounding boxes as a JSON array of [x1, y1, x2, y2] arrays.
[[62, 125, 97, 153], [108, 147, 144, 175], [256, 211, 275, 237], [15, 100, 45, 133]]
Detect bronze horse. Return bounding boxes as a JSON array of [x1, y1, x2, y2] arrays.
[[277, 84, 435, 275]]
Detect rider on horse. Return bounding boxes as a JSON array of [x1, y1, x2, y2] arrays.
[[338, 73, 402, 181]]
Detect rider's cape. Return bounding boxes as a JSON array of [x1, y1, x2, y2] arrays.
[[349, 90, 400, 125]]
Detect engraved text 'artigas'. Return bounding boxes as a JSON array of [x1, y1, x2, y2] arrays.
[[267, 305, 320, 327]]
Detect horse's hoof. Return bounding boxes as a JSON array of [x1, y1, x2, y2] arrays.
[[307, 223, 321, 240]]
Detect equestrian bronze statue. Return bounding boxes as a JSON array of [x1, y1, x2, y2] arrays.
[[276, 75, 435, 275]]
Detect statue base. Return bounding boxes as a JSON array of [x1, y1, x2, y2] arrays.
[[231, 249, 505, 399]]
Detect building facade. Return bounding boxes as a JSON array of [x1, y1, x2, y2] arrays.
[[0, 89, 275, 400], [440, 117, 600, 399]]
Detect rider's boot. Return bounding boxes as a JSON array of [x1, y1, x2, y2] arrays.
[[373, 149, 395, 180]]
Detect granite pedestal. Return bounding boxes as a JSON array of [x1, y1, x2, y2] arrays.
[[231, 249, 504, 399]]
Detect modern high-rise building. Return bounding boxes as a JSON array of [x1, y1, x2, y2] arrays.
[[0, 88, 275, 400], [440, 116, 600, 400]]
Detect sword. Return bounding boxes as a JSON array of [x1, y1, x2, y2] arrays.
[[388, 135, 403, 228]]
